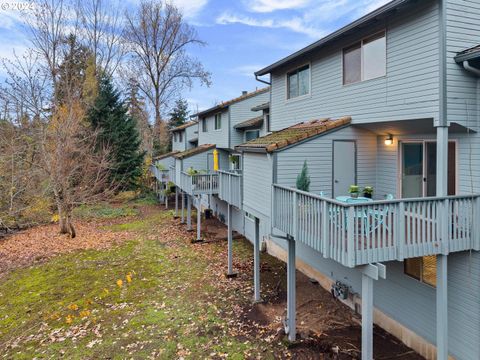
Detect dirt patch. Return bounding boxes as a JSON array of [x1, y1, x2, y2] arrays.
[[236, 255, 425, 359]]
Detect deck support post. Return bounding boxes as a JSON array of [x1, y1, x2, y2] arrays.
[[436, 99, 449, 359], [165, 190, 168, 209], [361, 273, 373, 360], [253, 217, 261, 302], [187, 195, 192, 231], [361, 263, 386, 360], [181, 192, 185, 224], [226, 204, 237, 277], [174, 186, 179, 218], [286, 235, 296, 342], [436, 254, 448, 360], [196, 197, 202, 242]]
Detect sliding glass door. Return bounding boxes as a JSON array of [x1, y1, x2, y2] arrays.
[[401, 141, 456, 198]]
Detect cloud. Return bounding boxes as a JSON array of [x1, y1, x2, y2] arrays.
[[216, 12, 324, 38], [167, 0, 209, 19], [232, 64, 265, 77], [243, 0, 311, 13]]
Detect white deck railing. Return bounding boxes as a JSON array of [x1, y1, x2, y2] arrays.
[[150, 165, 169, 182], [218, 170, 242, 208], [180, 172, 219, 196], [272, 184, 480, 267], [169, 165, 176, 184]]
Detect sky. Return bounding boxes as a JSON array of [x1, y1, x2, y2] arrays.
[[0, 0, 391, 113]]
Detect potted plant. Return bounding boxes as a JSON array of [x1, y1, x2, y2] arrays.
[[363, 186, 374, 199], [349, 185, 360, 198]]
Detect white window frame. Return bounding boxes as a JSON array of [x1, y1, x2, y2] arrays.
[[342, 30, 387, 85], [285, 62, 311, 101], [214, 113, 222, 131], [178, 131, 183, 142]]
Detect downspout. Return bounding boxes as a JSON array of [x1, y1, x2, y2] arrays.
[[463, 60, 480, 76], [255, 73, 271, 85], [436, 1, 448, 360]]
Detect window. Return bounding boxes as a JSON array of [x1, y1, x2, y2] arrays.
[[343, 31, 386, 85], [215, 113, 222, 130], [265, 111, 270, 132], [230, 154, 241, 170], [173, 133, 177, 142], [287, 65, 310, 99], [245, 212, 255, 221], [405, 256, 437, 287], [202, 118, 207, 132], [245, 130, 260, 142], [178, 131, 183, 142]]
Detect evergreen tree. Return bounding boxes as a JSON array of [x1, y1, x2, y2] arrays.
[[88, 75, 144, 189], [168, 98, 189, 129], [296, 160, 311, 192]]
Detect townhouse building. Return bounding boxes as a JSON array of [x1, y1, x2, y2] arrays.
[[152, 0, 480, 358]]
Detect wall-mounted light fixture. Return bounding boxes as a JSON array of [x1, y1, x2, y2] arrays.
[[384, 134, 393, 146]]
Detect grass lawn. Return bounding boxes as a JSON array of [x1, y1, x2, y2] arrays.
[[0, 196, 284, 359]]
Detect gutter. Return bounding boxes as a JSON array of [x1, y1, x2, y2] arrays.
[[463, 60, 480, 76], [255, 74, 271, 85]]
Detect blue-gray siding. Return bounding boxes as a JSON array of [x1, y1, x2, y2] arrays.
[[269, 0, 440, 130], [230, 90, 270, 147], [199, 110, 229, 148], [446, 0, 480, 131], [275, 127, 377, 198]]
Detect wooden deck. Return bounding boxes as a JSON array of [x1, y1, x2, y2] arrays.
[[273, 184, 480, 267]]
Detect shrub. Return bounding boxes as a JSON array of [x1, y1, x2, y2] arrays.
[[296, 160, 311, 192]]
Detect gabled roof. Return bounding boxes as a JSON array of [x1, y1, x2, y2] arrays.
[[234, 115, 264, 130], [251, 102, 270, 112], [170, 121, 198, 132], [173, 144, 215, 160], [195, 87, 270, 118], [153, 151, 180, 161], [255, 0, 414, 76], [235, 117, 351, 153], [455, 45, 480, 63]]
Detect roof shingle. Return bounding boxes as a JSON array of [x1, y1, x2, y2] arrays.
[[153, 151, 180, 161], [235, 117, 351, 153], [170, 121, 198, 132], [455, 44, 480, 62], [173, 144, 216, 160], [234, 115, 264, 130], [196, 87, 270, 118]]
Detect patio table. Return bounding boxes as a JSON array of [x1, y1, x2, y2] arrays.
[[336, 196, 373, 204]]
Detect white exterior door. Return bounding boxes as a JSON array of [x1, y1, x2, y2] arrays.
[[333, 140, 356, 197]]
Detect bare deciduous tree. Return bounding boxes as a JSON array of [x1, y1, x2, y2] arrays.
[[123, 0, 211, 152], [77, 0, 126, 76], [37, 100, 114, 237]]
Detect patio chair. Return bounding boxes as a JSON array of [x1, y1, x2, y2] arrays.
[[367, 194, 395, 233]]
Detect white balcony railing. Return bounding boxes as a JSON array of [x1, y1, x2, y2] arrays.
[[169, 165, 176, 184], [218, 170, 242, 208], [272, 184, 480, 267], [180, 172, 219, 196], [150, 165, 169, 183]]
